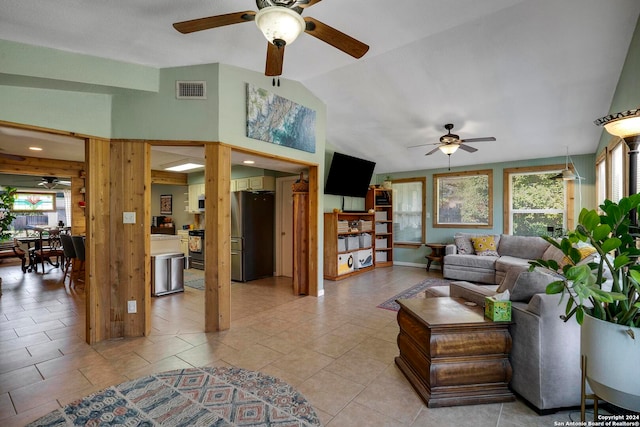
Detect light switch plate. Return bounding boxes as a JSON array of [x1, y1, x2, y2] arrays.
[[127, 300, 137, 313], [123, 212, 136, 224]]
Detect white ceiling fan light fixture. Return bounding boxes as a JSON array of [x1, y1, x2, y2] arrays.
[[255, 6, 306, 47], [439, 143, 460, 155]]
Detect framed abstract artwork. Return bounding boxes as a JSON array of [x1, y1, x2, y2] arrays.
[[246, 84, 316, 153], [160, 194, 172, 215]]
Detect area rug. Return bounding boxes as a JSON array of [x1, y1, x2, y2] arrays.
[[27, 366, 321, 426], [184, 269, 205, 290], [377, 277, 451, 311]]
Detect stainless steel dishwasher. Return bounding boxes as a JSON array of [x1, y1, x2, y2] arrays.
[[151, 252, 186, 296]]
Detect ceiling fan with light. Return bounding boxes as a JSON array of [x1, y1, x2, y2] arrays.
[[38, 177, 71, 189], [173, 0, 369, 80], [409, 123, 497, 156]]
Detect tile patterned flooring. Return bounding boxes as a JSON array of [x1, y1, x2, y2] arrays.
[[0, 261, 581, 426]]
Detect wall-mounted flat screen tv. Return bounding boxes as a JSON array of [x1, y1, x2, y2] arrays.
[[324, 152, 376, 198]]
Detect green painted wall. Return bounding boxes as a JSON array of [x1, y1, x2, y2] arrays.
[[111, 64, 220, 140], [597, 17, 640, 154], [0, 85, 112, 137], [368, 153, 595, 266]]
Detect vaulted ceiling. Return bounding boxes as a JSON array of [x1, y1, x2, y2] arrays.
[[1, 0, 639, 174]]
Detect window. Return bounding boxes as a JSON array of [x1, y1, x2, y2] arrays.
[[504, 166, 573, 236], [610, 141, 625, 203], [596, 153, 606, 211], [433, 170, 493, 228], [392, 177, 425, 246]]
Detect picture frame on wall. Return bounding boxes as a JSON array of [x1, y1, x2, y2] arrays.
[[160, 194, 172, 215]]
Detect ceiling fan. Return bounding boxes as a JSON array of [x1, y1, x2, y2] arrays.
[[409, 124, 497, 156], [172, 0, 369, 78], [38, 177, 71, 189]]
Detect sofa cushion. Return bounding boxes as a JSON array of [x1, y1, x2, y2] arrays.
[[498, 234, 549, 259], [497, 265, 558, 302], [470, 235, 499, 256], [454, 235, 475, 254], [495, 256, 531, 273], [454, 233, 501, 255], [444, 254, 498, 269], [542, 243, 597, 268]]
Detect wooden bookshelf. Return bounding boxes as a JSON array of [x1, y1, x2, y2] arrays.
[[366, 187, 393, 267], [323, 212, 375, 280]]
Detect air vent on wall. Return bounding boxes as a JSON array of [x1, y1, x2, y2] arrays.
[[176, 81, 206, 99]]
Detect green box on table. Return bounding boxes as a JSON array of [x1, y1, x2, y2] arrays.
[[484, 296, 511, 321]]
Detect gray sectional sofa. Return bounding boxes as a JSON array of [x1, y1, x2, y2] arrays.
[[430, 233, 588, 413]]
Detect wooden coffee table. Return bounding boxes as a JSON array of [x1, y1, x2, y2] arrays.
[[395, 297, 514, 407]]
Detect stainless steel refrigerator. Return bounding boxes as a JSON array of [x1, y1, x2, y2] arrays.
[[231, 191, 275, 282]]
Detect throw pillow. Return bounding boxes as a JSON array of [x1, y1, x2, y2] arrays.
[[497, 265, 557, 302], [454, 235, 475, 255], [470, 235, 499, 257], [542, 244, 596, 268]]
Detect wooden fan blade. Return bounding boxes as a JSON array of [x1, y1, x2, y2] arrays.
[[173, 11, 255, 34], [297, 0, 323, 8], [459, 137, 496, 143], [265, 43, 284, 76], [304, 17, 369, 58], [425, 147, 441, 156], [458, 144, 478, 153], [407, 142, 439, 149]]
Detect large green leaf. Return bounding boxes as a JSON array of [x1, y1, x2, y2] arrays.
[[592, 224, 612, 241], [546, 281, 564, 294], [601, 237, 621, 254], [581, 210, 601, 231], [614, 254, 631, 270]]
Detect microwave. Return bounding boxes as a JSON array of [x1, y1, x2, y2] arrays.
[[197, 194, 205, 211]]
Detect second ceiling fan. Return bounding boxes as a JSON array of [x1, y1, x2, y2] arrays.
[[410, 123, 496, 156], [173, 0, 369, 78]]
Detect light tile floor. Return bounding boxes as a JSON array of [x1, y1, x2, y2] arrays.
[[0, 261, 584, 426]]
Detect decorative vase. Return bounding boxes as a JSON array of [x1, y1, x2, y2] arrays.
[[581, 314, 640, 411], [382, 180, 392, 190]]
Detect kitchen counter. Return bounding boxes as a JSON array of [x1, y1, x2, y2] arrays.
[[151, 234, 182, 255]]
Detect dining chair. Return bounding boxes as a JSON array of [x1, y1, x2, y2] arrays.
[[59, 233, 77, 285], [71, 235, 86, 284], [32, 228, 64, 273]]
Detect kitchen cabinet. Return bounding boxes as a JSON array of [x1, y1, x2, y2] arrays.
[[231, 176, 275, 192], [188, 184, 204, 212]]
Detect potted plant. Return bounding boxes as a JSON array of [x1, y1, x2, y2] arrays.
[[530, 194, 640, 412], [0, 186, 17, 242]]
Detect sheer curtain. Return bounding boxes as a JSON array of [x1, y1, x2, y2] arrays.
[[63, 189, 72, 227]]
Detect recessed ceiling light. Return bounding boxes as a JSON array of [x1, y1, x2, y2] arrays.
[[164, 162, 204, 172], [243, 160, 255, 165], [29, 146, 43, 151]]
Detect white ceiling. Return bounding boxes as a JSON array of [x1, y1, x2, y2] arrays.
[[1, 0, 639, 174]]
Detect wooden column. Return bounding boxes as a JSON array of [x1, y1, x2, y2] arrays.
[[204, 143, 231, 331], [292, 176, 310, 295], [85, 137, 111, 344], [307, 166, 319, 296]]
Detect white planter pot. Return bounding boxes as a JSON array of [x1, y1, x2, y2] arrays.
[[581, 314, 640, 411]]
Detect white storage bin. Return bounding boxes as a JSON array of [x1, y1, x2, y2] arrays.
[[346, 235, 360, 250], [375, 251, 388, 263], [359, 233, 372, 248], [337, 253, 354, 275], [375, 223, 388, 234], [337, 237, 347, 252], [376, 237, 387, 249], [357, 249, 374, 268], [375, 211, 387, 221]]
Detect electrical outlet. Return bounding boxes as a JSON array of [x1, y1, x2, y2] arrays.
[[123, 212, 136, 224], [127, 300, 137, 313]]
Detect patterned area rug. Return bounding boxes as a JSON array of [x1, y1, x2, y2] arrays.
[[184, 269, 205, 290], [377, 277, 451, 311], [28, 367, 321, 426]]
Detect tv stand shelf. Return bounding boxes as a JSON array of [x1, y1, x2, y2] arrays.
[[324, 212, 375, 280]]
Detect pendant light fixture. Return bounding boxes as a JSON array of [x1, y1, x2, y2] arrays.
[[255, 6, 306, 48]]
